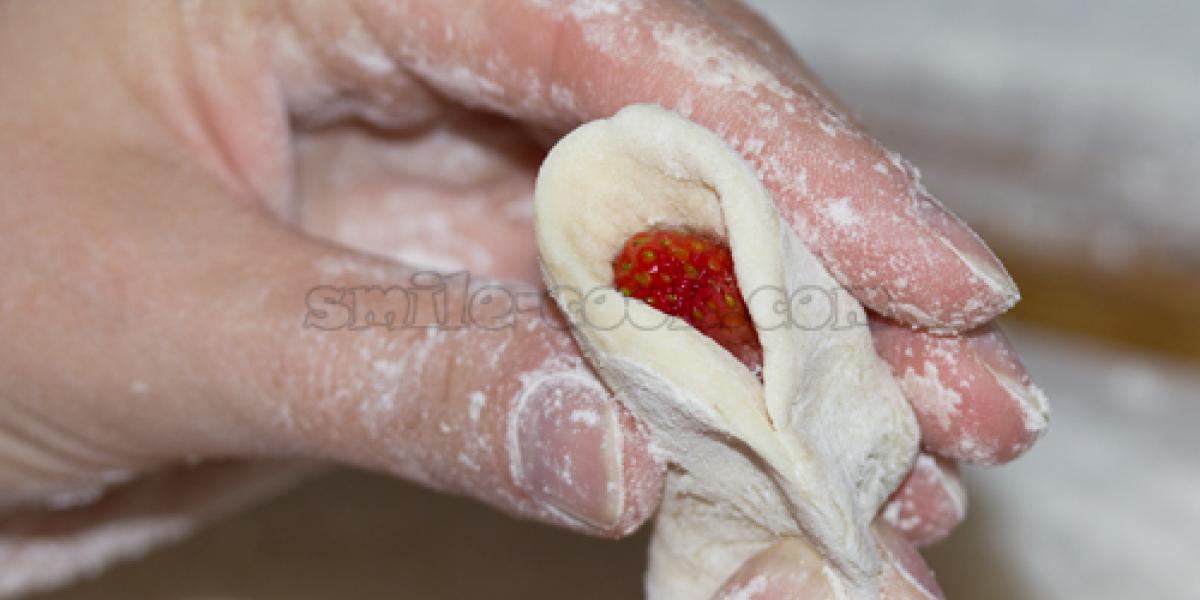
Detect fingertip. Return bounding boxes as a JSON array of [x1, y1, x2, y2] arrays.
[[882, 454, 966, 547], [871, 319, 1050, 465], [795, 145, 1019, 333], [875, 522, 946, 600], [902, 188, 1020, 330]]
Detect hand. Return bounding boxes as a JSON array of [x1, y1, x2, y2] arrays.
[[0, 1, 1049, 597]]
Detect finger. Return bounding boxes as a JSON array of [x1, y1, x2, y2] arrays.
[[712, 538, 838, 599], [293, 113, 542, 282], [881, 454, 966, 547], [164, 222, 662, 537], [870, 318, 1051, 464], [712, 525, 946, 599], [269, 0, 1018, 331], [3, 146, 662, 536], [695, 0, 857, 119], [876, 521, 946, 599]]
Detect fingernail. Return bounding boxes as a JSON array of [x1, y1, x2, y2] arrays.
[[912, 190, 1020, 319], [876, 522, 945, 600], [511, 371, 623, 530], [714, 538, 835, 600]]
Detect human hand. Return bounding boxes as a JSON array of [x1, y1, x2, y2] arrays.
[[0, 0, 1048, 597]]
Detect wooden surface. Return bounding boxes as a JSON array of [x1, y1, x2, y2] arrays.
[[998, 245, 1200, 364]]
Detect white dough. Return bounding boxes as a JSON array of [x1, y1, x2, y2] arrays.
[[534, 105, 918, 599]]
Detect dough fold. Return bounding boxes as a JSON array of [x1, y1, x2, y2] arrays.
[[534, 105, 918, 599]]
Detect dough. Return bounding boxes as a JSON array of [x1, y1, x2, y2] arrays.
[[534, 105, 919, 599]]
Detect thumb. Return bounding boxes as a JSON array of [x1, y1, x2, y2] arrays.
[[2, 158, 660, 536], [165, 216, 663, 537], [261, 249, 664, 537]]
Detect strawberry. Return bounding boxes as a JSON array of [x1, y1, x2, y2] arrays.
[[612, 228, 763, 375]]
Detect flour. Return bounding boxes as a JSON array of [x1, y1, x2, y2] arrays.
[[823, 197, 865, 229], [333, 32, 396, 77], [467, 390, 486, 423], [567, 0, 641, 20], [651, 22, 796, 100], [898, 363, 962, 431]]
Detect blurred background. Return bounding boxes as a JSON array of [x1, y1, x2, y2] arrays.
[[28, 0, 1199, 598]]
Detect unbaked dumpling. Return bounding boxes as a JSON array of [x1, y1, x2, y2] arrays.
[[534, 104, 919, 599]]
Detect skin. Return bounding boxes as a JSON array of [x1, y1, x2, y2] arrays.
[[0, 0, 1050, 596]]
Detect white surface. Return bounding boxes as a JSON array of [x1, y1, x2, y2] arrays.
[[944, 326, 1200, 600]]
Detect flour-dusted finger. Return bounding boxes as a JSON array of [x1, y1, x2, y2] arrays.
[[263, 0, 1018, 331], [871, 319, 1050, 464], [712, 525, 947, 600], [188, 235, 664, 538], [876, 521, 946, 599], [0, 132, 662, 535], [882, 454, 966, 547]]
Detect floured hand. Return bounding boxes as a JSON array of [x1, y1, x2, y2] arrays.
[[0, 1, 1047, 597]]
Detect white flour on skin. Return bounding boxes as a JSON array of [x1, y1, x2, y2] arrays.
[[561, 0, 956, 336], [880, 496, 918, 532], [569, 408, 600, 427], [313, 255, 390, 282], [564, 0, 644, 56], [898, 362, 963, 432], [295, 120, 537, 275], [548, 83, 579, 115], [889, 328, 1048, 463], [991, 369, 1051, 434], [566, 0, 642, 20], [329, 206, 484, 273], [822, 197, 865, 229], [467, 390, 486, 423], [504, 356, 626, 530], [419, 13, 566, 121], [296, 265, 628, 534], [40, 469, 136, 512], [332, 17, 398, 77], [794, 130, 1012, 332], [672, 91, 694, 118], [882, 454, 967, 542], [651, 22, 795, 100]]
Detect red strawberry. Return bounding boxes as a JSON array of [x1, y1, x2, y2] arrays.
[[612, 228, 763, 375]]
